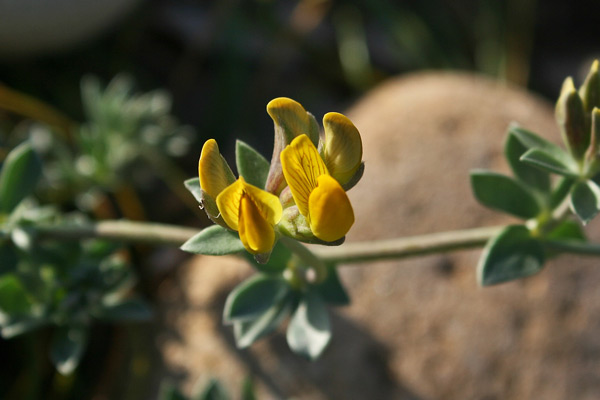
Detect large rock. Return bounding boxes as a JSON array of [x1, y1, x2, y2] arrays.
[[156, 72, 600, 399]]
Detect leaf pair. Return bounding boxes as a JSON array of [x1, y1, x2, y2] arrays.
[[472, 126, 587, 285], [223, 267, 349, 359], [478, 220, 585, 286], [471, 127, 561, 220]]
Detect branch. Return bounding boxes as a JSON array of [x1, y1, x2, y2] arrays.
[[35, 220, 197, 246], [35, 220, 503, 263], [312, 226, 503, 263]]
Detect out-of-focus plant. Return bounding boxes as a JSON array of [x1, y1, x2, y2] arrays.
[[159, 377, 256, 400], [32, 75, 194, 212], [0, 142, 151, 375]]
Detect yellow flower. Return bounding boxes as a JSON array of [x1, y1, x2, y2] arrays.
[[217, 177, 283, 254], [264, 97, 320, 194], [199, 139, 282, 254], [280, 134, 355, 242]]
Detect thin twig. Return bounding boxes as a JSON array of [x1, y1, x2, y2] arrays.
[[35, 220, 502, 263], [311, 226, 504, 264], [35, 220, 197, 246], [34, 220, 600, 265]]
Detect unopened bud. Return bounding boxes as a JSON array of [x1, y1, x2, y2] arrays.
[[556, 77, 588, 160], [588, 108, 600, 162], [322, 112, 363, 188], [277, 206, 315, 242], [580, 60, 600, 113]]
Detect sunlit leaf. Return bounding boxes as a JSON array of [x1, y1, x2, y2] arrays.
[[286, 291, 331, 360], [181, 225, 245, 255]]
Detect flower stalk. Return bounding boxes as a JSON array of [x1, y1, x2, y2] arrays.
[[31, 219, 600, 264]]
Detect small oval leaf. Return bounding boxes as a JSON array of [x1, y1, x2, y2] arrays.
[[236, 140, 270, 189], [477, 225, 545, 286], [570, 180, 600, 224], [224, 275, 289, 324], [181, 225, 245, 255], [504, 128, 551, 192], [234, 295, 293, 348], [520, 148, 579, 178], [184, 177, 203, 203], [286, 291, 331, 360], [0, 142, 42, 214], [470, 171, 541, 219]]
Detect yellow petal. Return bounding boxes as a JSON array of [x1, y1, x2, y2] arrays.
[[322, 112, 363, 185], [198, 139, 236, 199], [280, 134, 328, 218], [216, 178, 245, 231], [216, 177, 283, 232], [243, 182, 283, 226], [267, 98, 319, 146], [308, 174, 354, 242], [238, 194, 276, 254]]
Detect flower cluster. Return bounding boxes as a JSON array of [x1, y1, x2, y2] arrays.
[[196, 98, 363, 259]]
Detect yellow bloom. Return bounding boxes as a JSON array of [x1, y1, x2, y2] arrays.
[[217, 177, 283, 254], [198, 139, 235, 200], [198, 139, 282, 255], [280, 134, 354, 242], [264, 97, 320, 194]]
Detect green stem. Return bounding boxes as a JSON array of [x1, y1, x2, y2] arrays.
[[35, 220, 197, 246], [279, 236, 328, 282], [544, 239, 600, 256], [32, 219, 600, 265], [313, 226, 503, 264], [34, 220, 502, 263]]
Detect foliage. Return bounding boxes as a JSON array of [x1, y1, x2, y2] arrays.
[[0, 143, 152, 375], [471, 61, 600, 285], [30, 75, 194, 211], [159, 377, 256, 400]]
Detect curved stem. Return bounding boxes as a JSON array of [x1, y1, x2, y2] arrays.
[[34, 220, 502, 263], [33, 219, 600, 265]]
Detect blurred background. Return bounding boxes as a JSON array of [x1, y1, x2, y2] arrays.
[[1, 0, 599, 398]]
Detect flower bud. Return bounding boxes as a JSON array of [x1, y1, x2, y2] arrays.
[[580, 60, 600, 113], [587, 108, 600, 162], [277, 206, 315, 242], [198, 139, 236, 227], [556, 77, 588, 160]]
